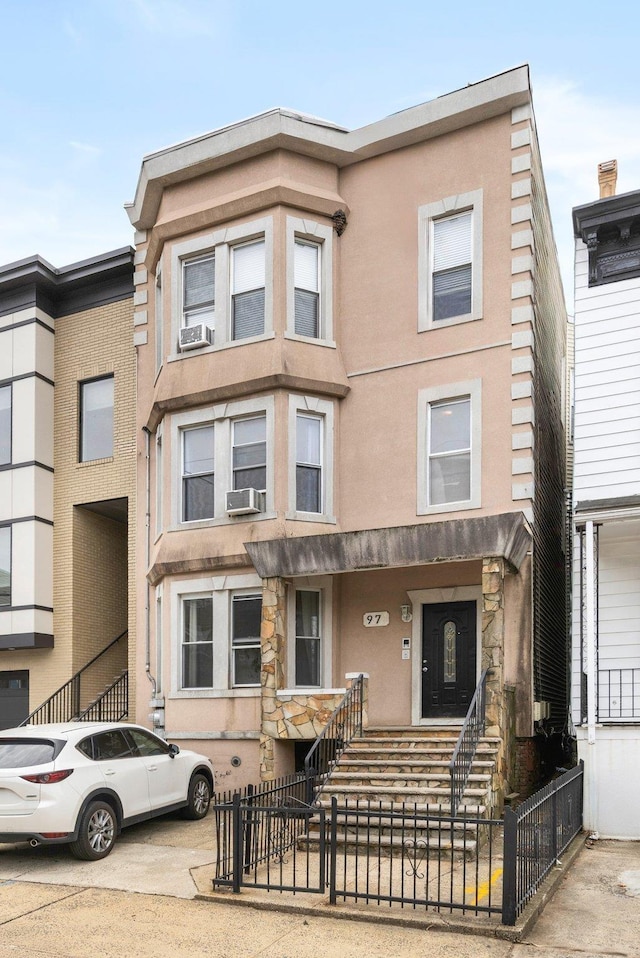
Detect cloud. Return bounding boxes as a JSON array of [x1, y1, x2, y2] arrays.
[[532, 78, 640, 306], [126, 0, 218, 38], [70, 141, 102, 157]]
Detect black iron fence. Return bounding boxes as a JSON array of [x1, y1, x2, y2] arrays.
[[213, 764, 584, 926], [304, 673, 364, 804], [21, 631, 128, 725], [597, 668, 640, 720], [78, 671, 128, 722], [449, 668, 489, 816], [502, 761, 584, 925]]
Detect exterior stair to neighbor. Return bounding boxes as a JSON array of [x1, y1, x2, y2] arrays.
[[306, 726, 501, 857]]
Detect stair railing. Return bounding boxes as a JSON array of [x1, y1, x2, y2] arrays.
[[449, 668, 490, 816], [304, 673, 364, 805], [20, 631, 128, 725], [78, 671, 128, 722]]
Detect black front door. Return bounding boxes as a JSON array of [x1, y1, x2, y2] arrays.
[[421, 602, 476, 719]]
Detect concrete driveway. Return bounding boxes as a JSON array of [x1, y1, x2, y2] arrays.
[[0, 811, 216, 899]]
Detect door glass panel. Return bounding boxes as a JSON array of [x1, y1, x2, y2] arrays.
[[443, 620, 456, 683]]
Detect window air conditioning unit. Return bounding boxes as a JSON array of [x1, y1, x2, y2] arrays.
[[225, 488, 264, 516], [179, 324, 212, 351]]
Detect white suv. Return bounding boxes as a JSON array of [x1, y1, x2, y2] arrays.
[[0, 722, 214, 860]]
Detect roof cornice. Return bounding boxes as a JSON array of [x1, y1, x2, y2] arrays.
[[126, 65, 531, 230], [0, 247, 135, 319]]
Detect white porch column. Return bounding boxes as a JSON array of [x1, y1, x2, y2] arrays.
[[584, 519, 597, 745]]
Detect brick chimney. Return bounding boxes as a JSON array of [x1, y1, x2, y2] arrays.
[[598, 160, 617, 198]]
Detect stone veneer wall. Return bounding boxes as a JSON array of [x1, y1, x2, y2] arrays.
[[482, 555, 508, 811], [259, 575, 369, 781]]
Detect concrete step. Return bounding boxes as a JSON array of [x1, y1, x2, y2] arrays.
[[320, 783, 488, 804], [338, 758, 494, 771], [329, 771, 491, 785], [301, 827, 478, 858], [316, 796, 488, 817]]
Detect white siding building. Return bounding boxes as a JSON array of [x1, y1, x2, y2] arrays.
[[572, 170, 640, 838]]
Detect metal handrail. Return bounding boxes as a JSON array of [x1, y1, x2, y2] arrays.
[[20, 631, 128, 725], [78, 671, 129, 722], [304, 674, 364, 805], [449, 668, 489, 816]]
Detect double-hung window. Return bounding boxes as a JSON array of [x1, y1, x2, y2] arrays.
[[294, 240, 320, 337], [182, 424, 215, 521], [0, 526, 10, 607], [0, 385, 11, 466], [296, 414, 322, 514], [418, 190, 483, 331], [286, 217, 333, 342], [232, 240, 265, 340], [181, 596, 213, 689], [288, 396, 334, 521], [295, 590, 321, 687], [231, 593, 261, 687], [428, 397, 471, 505], [432, 212, 472, 322], [183, 254, 215, 333], [232, 416, 266, 492], [172, 217, 273, 354], [417, 379, 481, 514], [79, 375, 114, 462]]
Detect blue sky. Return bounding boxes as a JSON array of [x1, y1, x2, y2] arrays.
[[2, 0, 640, 307]]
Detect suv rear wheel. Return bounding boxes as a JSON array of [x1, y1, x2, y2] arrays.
[[69, 800, 117, 860]]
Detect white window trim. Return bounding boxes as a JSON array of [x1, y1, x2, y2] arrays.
[[418, 190, 483, 331], [287, 395, 335, 523], [154, 422, 163, 540], [230, 587, 263, 689], [407, 586, 482, 727], [155, 583, 163, 695], [169, 573, 262, 698], [285, 216, 334, 345], [417, 379, 482, 515], [170, 396, 275, 530], [285, 575, 333, 691], [169, 216, 273, 359], [155, 265, 163, 375]]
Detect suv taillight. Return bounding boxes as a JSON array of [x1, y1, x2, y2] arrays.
[[21, 770, 74, 784]]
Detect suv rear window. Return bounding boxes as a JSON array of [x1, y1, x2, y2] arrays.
[[0, 739, 58, 768]]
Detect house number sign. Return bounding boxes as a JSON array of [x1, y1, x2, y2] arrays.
[[363, 611, 390, 627]]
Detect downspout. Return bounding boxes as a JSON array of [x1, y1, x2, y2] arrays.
[[142, 426, 162, 729], [584, 519, 599, 834]]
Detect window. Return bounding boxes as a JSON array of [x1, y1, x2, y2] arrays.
[[170, 573, 262, 696], [79, 376, 114, 462], [182, 254, 215, 332], [296, 414, 322, 513], [294, 240, 320, 337], [417, 379, 481, 515], [432, 212, 472, 321], [232, 240, 265, 340], [231, 593, 261, 687], [171, 397, 274, 527], [182, 596, 213, 689], [171, 217, 273, 354], [418, 190, 483, 331], [288, 396, 334, 521], [0, 385, 10, 465], [0, 526, 9, 607], [286, 217, 333, 342], [155, 268, 164, 372], [295, 590, 321, 687], [232, 416, 266, 491], [428, 398, 471, 505], [182, 424, 214, 521]]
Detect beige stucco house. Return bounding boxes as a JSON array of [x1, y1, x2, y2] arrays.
[[128, 65, 567, 799]]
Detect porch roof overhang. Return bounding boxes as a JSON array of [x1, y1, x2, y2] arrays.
[[244, 512, 531, 579]]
